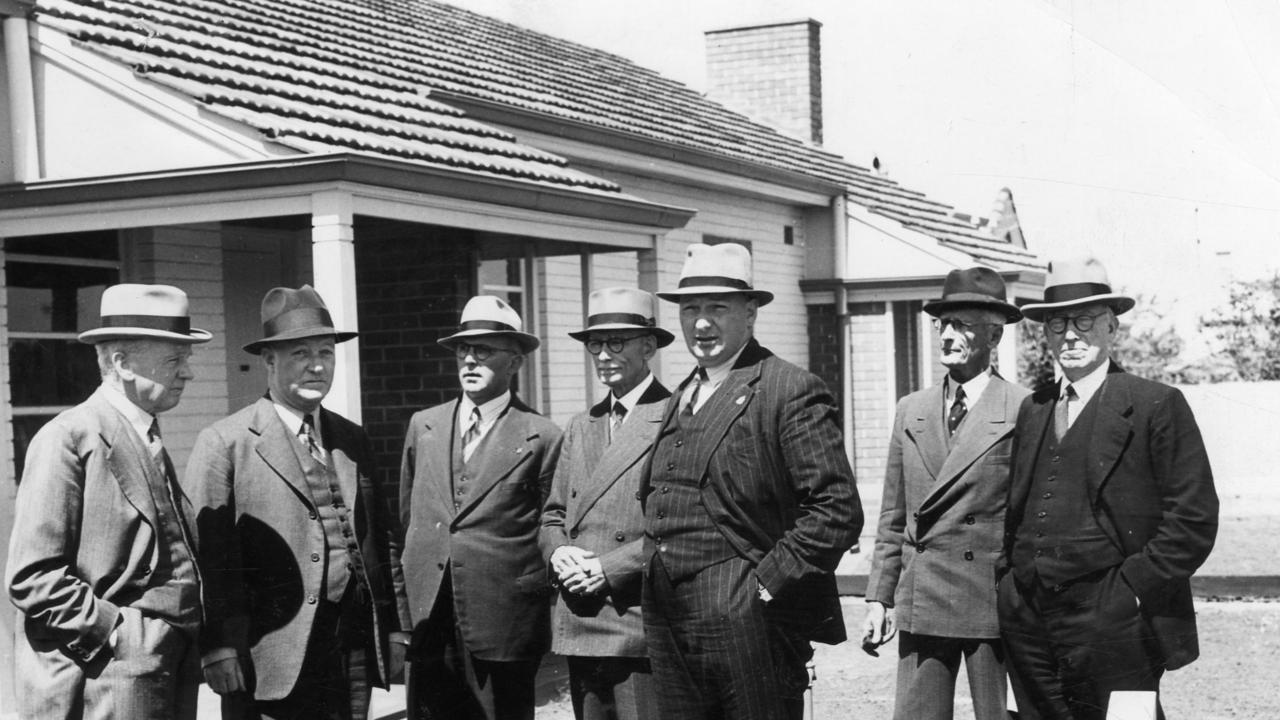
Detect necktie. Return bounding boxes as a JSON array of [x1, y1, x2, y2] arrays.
[[681, 368, 708, 417], [462, 407, 482, 461], [610, 401, 627, 440], [1054, 384, 1077, 441], [147, 418, 172, 481], [947, 386, 967, 436], [300, 414, 326, 466]]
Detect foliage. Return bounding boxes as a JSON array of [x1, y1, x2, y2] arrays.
[[1200, 273, 1280, 381], [1016, 320, 1056, 391]]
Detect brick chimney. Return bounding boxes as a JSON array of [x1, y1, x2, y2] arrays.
[[705, 19, 823, 146]]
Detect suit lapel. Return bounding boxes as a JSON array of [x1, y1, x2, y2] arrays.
[[572, 383, 670, 526], [95, 391, 160, 521], [250, 399, 312, 504], [1010, 389, 1055, 516], [319, 407, 359, 504], [921, 378, 1015, 514], [453, 404, 540, 523], [416, 401, 459, 515], [905, 385, 947, 484], [688, 362, 759, 485], [1088, 369, 1133, 500]]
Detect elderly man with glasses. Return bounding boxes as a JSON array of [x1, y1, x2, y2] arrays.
[[864, 267, 1028, 720], [399, 296, 563, 720]]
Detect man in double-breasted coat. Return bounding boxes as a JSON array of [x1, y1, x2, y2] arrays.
[[540, 287, 674, 720], [400, 295, 562, 720], [864, 267, 1028, 720]]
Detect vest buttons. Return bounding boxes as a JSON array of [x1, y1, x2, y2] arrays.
[[965, 515, 975, 525], [661, 486, 671, 494], [311, 552, 320, 562], [569, 530, 578, 539], [666, 462, 675, 470], [656, 511, 666, 519], [675, 440, 684, 447], [1043, 492, 1053, 499], [915, 543, 925, 553], [1051, 455, 1061, 464], [1048, 475, 1057, 482], [306, 594, 317, 605], [1037, 511, 1047, 519], [615, 532, 625, 542], [964, 551, 974, 561]]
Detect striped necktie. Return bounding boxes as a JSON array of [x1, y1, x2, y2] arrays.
[[300, 413, 326, 466], [147, 418, 172, 482], [947, 386, 967, 436], [681, 368, 709, 417], [610, 400, 627, 441], [462, 407, 482, 461], [1054, 383, 1077, 441]]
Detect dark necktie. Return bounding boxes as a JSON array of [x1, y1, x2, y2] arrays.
[[947, 386, 967, 436], [681, 368, 709, 417], [147, 418, 173, 482], [300, 414, 326, 466], [1054, 383, 1077, 441], [610, 401, 627, 441], [462, 407, 482, 461]]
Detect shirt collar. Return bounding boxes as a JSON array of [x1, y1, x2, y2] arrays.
[[1064, 360, 1110, 405], [700, 344, 748, 388], [611, 372, 655, 413], [946, 367, 993, 406], [101, 383, 155, 444], [269, 393, 318, 439], [459, 390, 512, 429]]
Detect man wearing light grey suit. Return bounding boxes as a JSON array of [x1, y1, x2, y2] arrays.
[[864, 267, 1028, 720], [540, 287, 674, 720], [7, 284, 211, 720]]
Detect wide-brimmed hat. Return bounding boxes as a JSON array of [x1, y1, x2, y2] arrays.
[[78, 284, 212, 345], [438, 295, 540, 354], [243, 285, 358, 355], [568, 287, 675, 348], [1020, 256, 1135, 321], [656, 243, 774, 306], [923, 267, 1022, 324]]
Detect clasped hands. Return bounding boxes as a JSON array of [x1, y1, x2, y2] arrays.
[[550, 544, 607, 596]]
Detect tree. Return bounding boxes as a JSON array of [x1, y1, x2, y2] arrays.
[[1016, 320, 1056, 391], [1201, 273, 1280, 381]]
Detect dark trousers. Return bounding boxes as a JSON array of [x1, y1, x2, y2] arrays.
[[228, 584, 372, 720], [567, 656, 656, 720], [893, 632, 1006, 720], [998, 566, 1165, 720], [643, 554, 811, 720], [407, 573, 540, 720]]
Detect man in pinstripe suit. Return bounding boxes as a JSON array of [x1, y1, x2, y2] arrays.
[[641, 243, 863, 720], [863, 267, 1028, 720], [540, 287, 674, 720]]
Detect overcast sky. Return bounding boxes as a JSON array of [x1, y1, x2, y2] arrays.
[[451, 0, 1280, 327]]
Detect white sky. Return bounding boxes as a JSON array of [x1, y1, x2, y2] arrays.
[[450, 0, 1280, 326]]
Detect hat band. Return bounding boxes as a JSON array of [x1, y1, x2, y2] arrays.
[[587, 312, 654, 328], [459, 319, 518, 333], [678, 275, 752, 291], [263, 307, 334, 337], [1043, 282, 1114, 305], [101, 314, 192, 334]]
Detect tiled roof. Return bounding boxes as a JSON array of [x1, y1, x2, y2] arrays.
[[35, 0, 1039, 268]]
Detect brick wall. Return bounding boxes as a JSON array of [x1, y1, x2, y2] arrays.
[[705, 20, 823, 145], [807, 303, 841, 408], [850, 302, 892, 485]]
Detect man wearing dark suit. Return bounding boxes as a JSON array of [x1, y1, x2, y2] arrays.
[[7, 284, 210, 719], [998, 257, 1219, 720], [400, 295, 562, 720], [864, 267, 1028, 720], [185, 285, 408, 720], [640, 243, 863, 720], [540, 287, 675, 720]]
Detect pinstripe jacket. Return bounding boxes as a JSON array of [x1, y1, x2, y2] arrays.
[[867, 374, 1027, 638], [539, 380, 671, 657], [641, 339, 863, 644]]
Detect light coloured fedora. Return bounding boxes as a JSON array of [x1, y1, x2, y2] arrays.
[[243, 285, 358, 355], [78, 284, 212, 344], [1020, 256, 1135, 321], [656, 243, 774, 306], [438, 295, 540, 354], [923, 267, 1022, 323], [568, 287, 675, 348]]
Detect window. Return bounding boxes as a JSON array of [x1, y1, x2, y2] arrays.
[[892, 300, 922, 400], [6, 232, 121, 479]]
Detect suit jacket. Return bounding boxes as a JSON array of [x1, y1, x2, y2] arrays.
[[867, 373, 1028, 638], [7, 388, 200, 693], [640, 339, 862, 644], [539, 380, 671, 658], [1001, 363, 1219, 669], [399, 394, 562, 661], [183, 398, 408, 700]]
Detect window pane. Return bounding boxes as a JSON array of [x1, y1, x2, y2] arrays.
[[5, 232, 120, 260], [12, 414, 57, 482], [9, 338, 101, 406], [7, 262, 116, 333]]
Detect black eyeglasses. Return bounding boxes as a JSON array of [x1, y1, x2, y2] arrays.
[[932, 317, 995, 334], [454, 342, 515, 361], [585, 336, 643, 355], [1045, 312, 1107, 334]]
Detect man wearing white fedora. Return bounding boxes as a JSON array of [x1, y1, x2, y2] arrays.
[[399, 295, 562, 720], [998, 257, 1219, 720], [540, 287, 675, 720], [7, 284, 210, 719], [640, 243, 862, 720], [185, 285, 408, 720]]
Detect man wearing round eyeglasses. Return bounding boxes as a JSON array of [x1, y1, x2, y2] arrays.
[[399, 295, 562, 720], [998, 257, 1218, 720], [539, 287, 675, 720], [864, 267, 1027, 720]]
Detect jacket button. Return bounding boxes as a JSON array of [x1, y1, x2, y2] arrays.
[[915, 544, 925, 553], [311, 552, 321, 562], [666, 462, 675, 470], [309, 511, 318, 520], [964, 551, 974, 561], [661, 486, 671, 494], [437, 563, 445, 570], [569, 530, 578, 539], [965, 515, 975, 525], [141, 566, 152, 576], [615, 532, 625, 542], [912, 511, 920, 520], [571, 490, 578, 498], [635, 491, 643, 501], [657, 511, 666, 520], [675, 440, 683, 447], [306, 594, 317, 605], [1037, 511, 1047, 519]]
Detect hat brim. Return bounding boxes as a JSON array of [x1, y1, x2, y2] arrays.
[[438, 329, 541, 354], [78, 327, 213, 345], [923, 296, 1023, 324], [243, 329, 359, 355], [655, 287, 774, 307], [1020, 294, 1135, 321], [568, 324, 676, 348]]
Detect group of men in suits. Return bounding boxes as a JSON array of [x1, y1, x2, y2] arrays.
[[6, 242, 1217, 720]]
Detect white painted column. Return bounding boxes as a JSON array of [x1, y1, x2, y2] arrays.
[[998, 319, 1018, 381], [4, 12, 40, 182], [311, 190, 362, 422]]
